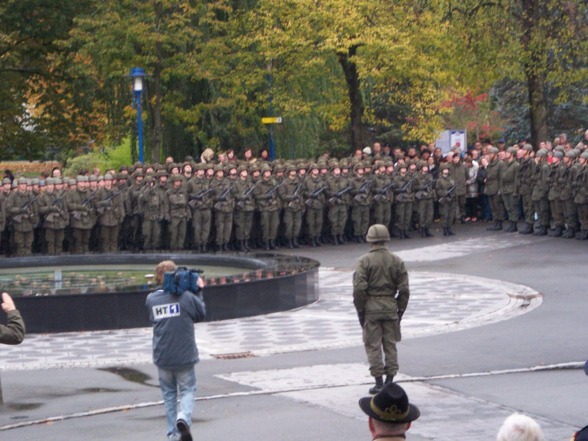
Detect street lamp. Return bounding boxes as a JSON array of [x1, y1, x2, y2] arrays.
[[130, 67, 148, 163]]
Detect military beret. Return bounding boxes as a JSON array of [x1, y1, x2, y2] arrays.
[[553, 151, 564, 159]]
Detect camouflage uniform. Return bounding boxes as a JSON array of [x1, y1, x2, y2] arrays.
[[140, 176, 167, 251], [95, 176, 126, 253], [232, 168, 256, 251], [6, 180, 38, 256], [573, 152, 588, 239], [65, 177, 97, 254], [253, 169, 281, 250], [210, 168, 235, 251], [349, 166, 373, 242], [500, 151, 520, 231], [413, 169, 435, 237], [278, 167, 304, 248], [530, 151, 550, 235], [166, 174, 190, 250], [436, 165, 456, 236], [187, 168, 213, 252], [302, 167, 326, 247], [325, 168, 350, 245], [392, 169, 414, 239], [38, 179, 69, 255]]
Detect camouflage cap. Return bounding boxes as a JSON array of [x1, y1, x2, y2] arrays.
[[554, 145, 565, 153], [38, 180, 46, 187], [536, 149, 548, 157], [171, 173, 183, 182], [440, 163, 451, 171], [76, 175, 89, 182], [489, 147, 499, 154], [31, 178, 39, 185], [506, 147, 517, 155], [565, 150, 578, 159], [104, 173, 114, 180], [285, 164, 297, 174], [553, 151, 564, 159], [581, 151, 588, 160], [522, 144, 533, 152], [2, 178, 11, 185]]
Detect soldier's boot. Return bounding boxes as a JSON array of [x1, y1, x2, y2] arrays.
[[385, 375, 394, 384], [202, 243, 208, 253], [403, 230, 410, 239], [222, 242, 230, 252], [563, 227, 576, 239], [443, 228, 449, 236], [575, 230, 588, 240], [425, 228, 434, 237], [287, 239, 294, 249], [293, 238, 301, 248], [487, 221, 503, 231], [263, 241, 271, 250], [338, 234, 346, 245], [447, 227, 455, 236], [332, 235, 339, 245], [534, 225, 548, 236], [315, 237, 322, 247], [269, 240, 279, 250], [505, 221, 518, 232], [369, 376, 384, 395], [420, 227, 426, 238], [548, 225, 562, 237], [354, 235, 362, 243], [519, 223, 533, 235]]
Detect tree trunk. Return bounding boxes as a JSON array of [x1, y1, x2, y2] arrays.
[[338, 45, 364, 150], [526, 70, 548, 148], [150, 65, 163, 164]]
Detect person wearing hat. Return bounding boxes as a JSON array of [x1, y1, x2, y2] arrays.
[[232, 165, 255, 251], [349, 163, 373, 242], [253, 164, 281, 250], [546, 151, 565, 237], [127, 172, 145, 252], [372, 162, 393, 229], [436, 163, 457, 236], [485, 146, 506, 231], [209, 165, 235, 252], [500, 147, 520, 232], [95, 173, 126, 253], [515, 144, 536, 235], [187, 164, 213, 253], [38, 176, 69, 255], [166, 174, 190, 251], [353, 224, 410, 394], [392, 163, 414, 239], [301, 163, 325, 247], [139, 175, 167, 251], [278, 165, 304, 249], [6, 178, 38, 256], [65, 176, 95, 254], [449, 153, 468, 224], [413, 162, 435, 237], [574, 152, 588, 240], [325, 163, 350, 245], [530, 149, 550, 236], [557, 150, 580, 238], [358, 382, 420, 440]]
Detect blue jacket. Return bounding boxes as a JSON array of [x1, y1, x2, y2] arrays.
[[145, 287, 206, 369]]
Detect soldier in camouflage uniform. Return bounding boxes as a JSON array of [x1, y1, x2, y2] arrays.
[[353, 224, 410, 394], [413, 162, 435, 237], [530, 149, 550, 236], [573, 151, 588, 240], [166, 174, 190, 250], [95, 174, 126, 253], [140, 175, 167, 251], [6, 179, 38, 256], [326, 163, 350, 245], [500, 147, 520, 232], [65, 176, 96, 254], [302, 163, 326, 247], [38, 178, 69, 255], [187, 164, 213, 252], [547, 151, 565, 236], [278, 165, 304, 248], [371, 160, 393, 229], [515, 145, 535, 234], [253, 164, 281, 250], [232, 165, 256, 251], [485, 147, 505, 231], [349, 164, 373, 242], [559, 150, 580, 238], [210, 165, 235, 251], [0, 178, 10, 255], [392, 163, 414, 239], [449, 154, 467, 223], [128, 172, 145, 251], [436, 164, 456, 236]]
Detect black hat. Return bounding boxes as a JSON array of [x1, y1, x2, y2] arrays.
[[359, 383, 420, 424]]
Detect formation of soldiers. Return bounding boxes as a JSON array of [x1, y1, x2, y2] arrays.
[[1, 139, 588, 257]]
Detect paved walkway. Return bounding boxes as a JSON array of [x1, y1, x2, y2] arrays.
[[0, 267, 541, 371]]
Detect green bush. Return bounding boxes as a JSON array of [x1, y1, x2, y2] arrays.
[[63, 139, 133, 177]]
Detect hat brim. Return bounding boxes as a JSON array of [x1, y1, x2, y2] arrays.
[[359, 397, 420, 424]]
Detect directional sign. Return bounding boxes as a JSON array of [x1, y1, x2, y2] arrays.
[[261, 117, 283, 124]]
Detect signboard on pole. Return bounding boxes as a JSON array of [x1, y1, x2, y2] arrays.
[[435, 130, 467, 154]]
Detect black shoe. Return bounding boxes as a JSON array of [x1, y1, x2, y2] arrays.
[[548, 226, 562, 237], [385, 375, 394, 384], [369, 376, 384, 395], [534, 226, 547, 236], [287, 239, 294, 249], [338, 235, 346, 245], [269, 240, 278, 250], [425, 228, 434, 237], [576, 230, 588, 240], [487, 221, 503, 231], [447, 227, 455, 236], [505, 221, 517, 232], [293, 238, 301, 248], [264, 241, 270, 251], [519, 223, 533, 235], [176, 419, 193, 441], [443, 228, 449, 236]]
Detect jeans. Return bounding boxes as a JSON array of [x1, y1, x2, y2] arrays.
[[158, 365, 196, 438]]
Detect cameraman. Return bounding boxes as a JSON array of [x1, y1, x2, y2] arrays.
[[146, 261, 205, 441], [1, 292, 25, 345]]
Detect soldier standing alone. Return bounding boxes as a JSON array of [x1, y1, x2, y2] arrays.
[[353, 224, 410, 395]]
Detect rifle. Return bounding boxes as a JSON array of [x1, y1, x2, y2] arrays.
[[264, 181, 283, 198], [96, 190, 121, 215], [236, 181, 259, 209], [213, 184, 234, 210], [9, 194, 37, 225], [305, 185, 326, 207], [328, 184, 351, 205], [72, 192, 96, 220], [45, 193, 66, 222], [188, 187, 215, 208], [354, 179, 374, 202], [287, 181, 304, 209], [397, 176, 415, 194]]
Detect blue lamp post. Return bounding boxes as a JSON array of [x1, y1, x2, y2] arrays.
[[130, 67, 147, 163]]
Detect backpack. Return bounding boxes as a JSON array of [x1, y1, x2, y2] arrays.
[[163, 267, 201, 296]]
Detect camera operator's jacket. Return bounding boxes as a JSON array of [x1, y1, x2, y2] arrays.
[[146, 288, 206, 369], [353, 245, 409, 322]]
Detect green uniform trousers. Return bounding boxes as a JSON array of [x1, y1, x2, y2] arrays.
[[362, 317, 401, 378]]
